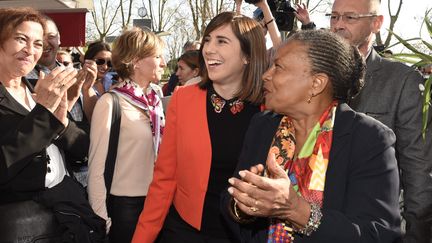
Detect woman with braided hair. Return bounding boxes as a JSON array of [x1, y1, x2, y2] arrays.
[[222, 29, 401, 242]]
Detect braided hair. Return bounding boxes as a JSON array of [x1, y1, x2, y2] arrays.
[[289, 29, 365, 103]]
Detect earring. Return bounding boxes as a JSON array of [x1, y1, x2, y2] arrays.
[[307, 93, 314, 104]]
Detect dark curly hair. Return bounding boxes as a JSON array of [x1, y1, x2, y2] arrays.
[[289, 29, 365, 103]]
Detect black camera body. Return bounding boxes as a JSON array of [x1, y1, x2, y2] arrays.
[[244, 0, 261, 3], [269, 0, 296, 31], [248, 0, 296, 32]]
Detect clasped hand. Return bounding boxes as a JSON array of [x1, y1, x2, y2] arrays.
[[228, 153, 300, 220], [32, 65, 80, 126], [67, 60, 97, 109]]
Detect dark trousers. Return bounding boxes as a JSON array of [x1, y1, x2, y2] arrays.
[[157, 206, 235, 243], [107, 194, 145, 243]]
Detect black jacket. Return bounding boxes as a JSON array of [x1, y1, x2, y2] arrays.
[[0, 79, 105, 242], [0, 78, 89, 202], [351, 50, 432, 242], [221, 103, 401, 243]]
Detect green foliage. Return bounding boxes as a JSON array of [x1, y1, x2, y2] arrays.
[[388, 9, 432, 139], [162, 67, 172, 80]]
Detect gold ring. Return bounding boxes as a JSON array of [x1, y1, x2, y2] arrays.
[[250, 206, 258, 212]]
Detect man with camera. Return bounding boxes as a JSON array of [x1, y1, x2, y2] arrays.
[[238, 0, 316, 53]]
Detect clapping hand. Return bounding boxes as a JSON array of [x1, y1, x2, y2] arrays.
[[66, 60, 97, 110], [33, 66, 77, 126], [228, 152, 299, 219], [81, 59, 97, 91]]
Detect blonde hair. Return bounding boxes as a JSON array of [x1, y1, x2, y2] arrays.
[[112, 27, 165, 79]]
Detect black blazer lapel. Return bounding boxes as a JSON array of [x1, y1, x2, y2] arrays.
[[323, 103, 355, 208], [254, 112, 283, 164], [328, 104, 355, 159], [0, 83, 30, 116]]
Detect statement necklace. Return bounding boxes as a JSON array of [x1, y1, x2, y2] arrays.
[[210, 93, 244, 115]]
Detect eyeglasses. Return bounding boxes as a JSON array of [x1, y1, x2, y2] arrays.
[[326, 13, 378, 24], [95, 58, 112, 67]]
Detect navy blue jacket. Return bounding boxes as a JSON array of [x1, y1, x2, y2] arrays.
[[221, 103, 401, 243]]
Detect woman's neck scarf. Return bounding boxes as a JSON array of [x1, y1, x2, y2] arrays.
[[267, 101, 338, 242], [112, 79, 165, 155]]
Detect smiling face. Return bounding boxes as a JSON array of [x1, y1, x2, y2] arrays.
[[0, 21, 44, 79], [263, 41, 314, 115], [38, 19, 60, 68], [176, 59, 198, 85], [202, 23, 247, 87], [94, 50, 112, 79]]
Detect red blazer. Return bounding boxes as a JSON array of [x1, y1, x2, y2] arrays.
[[132, 85, 212, 243]]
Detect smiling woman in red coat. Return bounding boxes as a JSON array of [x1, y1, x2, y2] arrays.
[[132, 11, 267, 243]]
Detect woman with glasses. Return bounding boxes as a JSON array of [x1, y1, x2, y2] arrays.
[[84, 41, 113, 96]]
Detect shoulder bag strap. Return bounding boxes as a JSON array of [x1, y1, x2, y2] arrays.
[[103, 91, 121, 195]]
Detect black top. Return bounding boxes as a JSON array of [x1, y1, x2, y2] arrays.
[[220, 104, 401, 243], [201, 85, 260, 238]]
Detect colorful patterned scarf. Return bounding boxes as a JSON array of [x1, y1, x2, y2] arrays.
[[267, 101, 337, 242], [112, 79, 165, 155]]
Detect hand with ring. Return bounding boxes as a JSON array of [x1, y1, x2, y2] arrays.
[[249, 199, 259, 212], [33, 66, 77, 125], [228, 152, 311, 228]]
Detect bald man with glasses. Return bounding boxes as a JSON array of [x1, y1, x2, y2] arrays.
[[329, 0, 432, 242]]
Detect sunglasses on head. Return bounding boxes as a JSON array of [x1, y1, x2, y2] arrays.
[[62, 61, 71, 66], [95, 58, 112, 67]]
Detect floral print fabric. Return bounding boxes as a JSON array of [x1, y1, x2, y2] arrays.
[[267, 101, 338, 242]]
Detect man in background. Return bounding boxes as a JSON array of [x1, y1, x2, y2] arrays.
[[329, 0, 432, 242], [26, 16, 99, 187], [26, 15, 61, 84]]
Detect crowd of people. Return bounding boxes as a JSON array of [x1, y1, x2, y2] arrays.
[[0, 0, 430, 243]]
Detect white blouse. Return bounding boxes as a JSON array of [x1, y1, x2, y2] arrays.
[[8, 86, 67, 188]]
